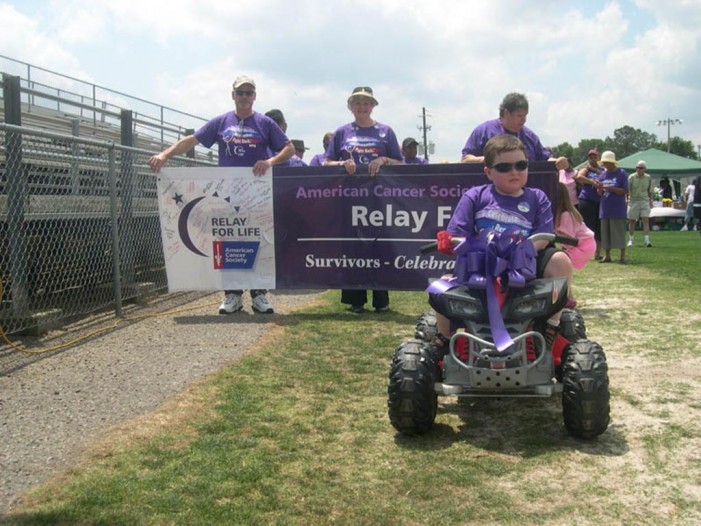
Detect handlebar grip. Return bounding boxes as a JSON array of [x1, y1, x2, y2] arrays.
[[554, 234, 579, 247], [419, 242, 438, 254]]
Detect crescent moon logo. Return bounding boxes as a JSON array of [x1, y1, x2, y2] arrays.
[[359, 155, 369, 164], [178, 196, 208, 257]]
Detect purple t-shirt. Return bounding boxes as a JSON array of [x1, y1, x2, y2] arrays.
[[447, 184, 554, 239], [308, 153, 325, 166], [194, 111, 290, 167], [326, 122, 403, 164], [461, 119, 552, 161], [578, 166, 603, 202], [599, 168, 629, 219], [404, 156, 428, 165]]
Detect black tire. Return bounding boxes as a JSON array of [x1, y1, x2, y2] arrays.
[[388, 339, 438, 435], [414, 312, 438, 343], [559, 308, 587, 342], [561, 340, 610, 439]]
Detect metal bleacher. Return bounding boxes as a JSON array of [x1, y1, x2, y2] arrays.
[[0, 53, 216, 162]]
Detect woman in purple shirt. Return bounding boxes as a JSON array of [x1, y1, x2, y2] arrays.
[[597, 151, 629, 264], [325, 86, 403, 313]]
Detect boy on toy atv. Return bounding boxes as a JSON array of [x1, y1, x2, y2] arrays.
[[433, 134, 573, 350]]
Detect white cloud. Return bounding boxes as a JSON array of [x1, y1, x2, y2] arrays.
[[2, 0, 701, 159]]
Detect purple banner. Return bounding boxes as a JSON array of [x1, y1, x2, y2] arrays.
[[273, 163, 557, 291]]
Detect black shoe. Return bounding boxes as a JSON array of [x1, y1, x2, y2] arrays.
[[350, 305, 364, 314], [375, 305, 390, 313]]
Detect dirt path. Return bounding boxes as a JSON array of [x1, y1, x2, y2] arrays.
[[0, 290, 323, 514]]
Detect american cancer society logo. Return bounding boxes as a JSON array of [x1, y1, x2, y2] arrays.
[[213, 241, 260, 269]]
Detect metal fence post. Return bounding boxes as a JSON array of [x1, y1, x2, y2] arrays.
[[3, 75, 31, 317], [108, 146, 124, 317]]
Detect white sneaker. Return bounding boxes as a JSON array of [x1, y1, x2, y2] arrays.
[[219, 292, 243, 314], [251, 293, 274, 314], [627, 239, 634, 247]]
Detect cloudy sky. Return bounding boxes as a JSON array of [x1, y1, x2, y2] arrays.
[[1, 0, 700, 162]]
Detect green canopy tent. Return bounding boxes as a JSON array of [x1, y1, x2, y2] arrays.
[[617, 149, 701, 199]]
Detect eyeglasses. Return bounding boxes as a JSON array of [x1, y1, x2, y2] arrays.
[[490, 160, 529, 173], [636, 166, 645, 170], [235, 89, 255, 97]]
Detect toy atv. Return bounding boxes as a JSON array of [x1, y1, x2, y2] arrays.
[[388, 232, 610, 439]]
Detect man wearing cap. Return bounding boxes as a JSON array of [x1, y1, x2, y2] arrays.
[[460, 92, 567, 169], [149, 75, 294, 315], [402, 137, 428, 164], [627, 160, 653, 247], [576, 149, 604, 259]]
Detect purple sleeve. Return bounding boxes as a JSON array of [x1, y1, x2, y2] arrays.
[[326, 128, 343, 161], [461, 125, 487, 157], [447, 190, 477, 236], [532, 188, 554, 235], [385, 127, 403, 161], [194, 115, 223, 149]]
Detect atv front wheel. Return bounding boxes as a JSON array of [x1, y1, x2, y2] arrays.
[[388, 339, 437, 435], [561, 340, 610, 439]]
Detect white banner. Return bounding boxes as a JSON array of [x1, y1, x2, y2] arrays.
[[156, 167, 275, 291]]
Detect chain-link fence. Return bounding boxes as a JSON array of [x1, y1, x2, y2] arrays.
[[0, 123, 215, 336]]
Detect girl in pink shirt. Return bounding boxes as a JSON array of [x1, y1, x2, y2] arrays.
[[555, 182, 596, 270]]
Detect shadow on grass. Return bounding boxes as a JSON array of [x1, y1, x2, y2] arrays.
[[393, 396, 628, 458], [172, 310, 418, 326]]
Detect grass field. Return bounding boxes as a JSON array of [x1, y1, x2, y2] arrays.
[[4, 231, 701, 526]]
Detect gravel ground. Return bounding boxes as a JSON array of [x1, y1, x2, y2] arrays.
[[0, 289, 323, 514]]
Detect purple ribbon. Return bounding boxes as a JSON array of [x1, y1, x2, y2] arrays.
[[434, 228, 536, 352]]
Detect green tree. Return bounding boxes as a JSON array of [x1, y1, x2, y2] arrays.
[[655, 136, 699, 159], [551, 142, 574, 161], [605, 126, 658, 159]]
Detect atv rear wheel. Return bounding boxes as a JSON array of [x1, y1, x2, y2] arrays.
[[414, 312, 438, 343], [561, 339, 610, 439], [388, 339, 438, 435]]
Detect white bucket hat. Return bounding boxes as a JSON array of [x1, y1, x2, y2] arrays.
[[600, 151, 618, 165]]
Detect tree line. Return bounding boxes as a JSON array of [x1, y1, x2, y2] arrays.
[[550, 125, 699, 165]]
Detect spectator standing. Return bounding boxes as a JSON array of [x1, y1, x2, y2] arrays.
[[694, 175, 701, 236], [149, 76, 294, 315], [309, 132, 333, 166], [576, 149, 604, 260], [682, 181, 696, 231], [598, 151, 629, 264], [660, 177, 673, 204], [627, 160, 653, 247], [289, 139, 309, 167], [325, 86, 403, 313], [402, 137, 428, 164], [558, 158, 579, 207], [460, 92, 566, 169]]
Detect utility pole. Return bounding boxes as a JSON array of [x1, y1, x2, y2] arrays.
[[418, 107, 431, 162]]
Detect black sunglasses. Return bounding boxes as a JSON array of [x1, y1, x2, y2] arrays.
[[235, 89, 255, 96], [490, 160, 529, 173]]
